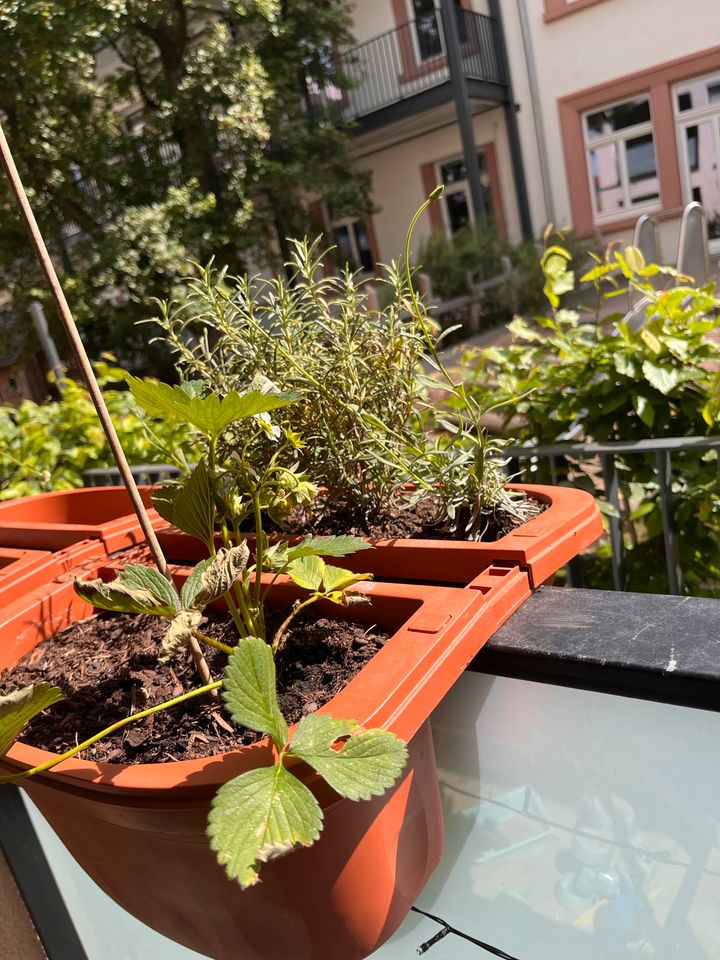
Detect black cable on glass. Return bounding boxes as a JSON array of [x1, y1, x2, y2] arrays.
[[411, 906, 523, 958]]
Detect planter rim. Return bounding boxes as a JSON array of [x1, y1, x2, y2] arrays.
[[2, 569, 501, 796]]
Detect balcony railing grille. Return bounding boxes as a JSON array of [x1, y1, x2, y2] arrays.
[[317, 10, 505, 123]]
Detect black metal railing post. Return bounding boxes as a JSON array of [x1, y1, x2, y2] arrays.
[[655, 449, 683, 595], [439, 0, 487, 223]]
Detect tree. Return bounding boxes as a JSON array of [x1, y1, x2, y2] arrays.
[[0, 1, 369, 372]]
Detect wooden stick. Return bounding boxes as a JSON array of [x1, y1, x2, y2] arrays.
[[0, 123, 214, 689]]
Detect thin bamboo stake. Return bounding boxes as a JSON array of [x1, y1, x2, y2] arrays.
[[0, 123, 214, 690]]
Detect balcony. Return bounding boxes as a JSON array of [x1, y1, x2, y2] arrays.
[[322, 10, 508, 133]]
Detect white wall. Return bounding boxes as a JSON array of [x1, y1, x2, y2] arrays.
[[356, 106, 521, 262], [502, 0, 720, 251]]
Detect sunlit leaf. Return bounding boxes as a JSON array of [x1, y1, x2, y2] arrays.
[[289, 714, 408, 802], [0, 684, 64, 756], [208, 764, 321, 888], [223, 637, 288, 747], [181, 545, 249, 610]]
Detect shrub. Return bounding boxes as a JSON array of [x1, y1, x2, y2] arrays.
[[0, 361, 193, 499], [477, 242, 720, 594]]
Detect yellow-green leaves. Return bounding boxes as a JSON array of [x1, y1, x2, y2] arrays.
[[223, 637, 288, 748], [0, 684, 64, 756], [540, 245, 574, 308], [288, 714, 408, 802], [127, 377, 297, 441], [287, 556, 372, 601], [208, 765, 322, 889]]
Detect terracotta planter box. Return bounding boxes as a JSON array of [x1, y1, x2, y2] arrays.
[[0, 551, 531, 960], [0, 539, 106, 608], [156, 483, 603, 589], [0, 486, 162, 553]]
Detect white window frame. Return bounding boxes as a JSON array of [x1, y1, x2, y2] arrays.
[[405, 0, 445, 66], [582, 95, 661, 224], [435, 150, 490, 238], [673, 72, 720, 254]]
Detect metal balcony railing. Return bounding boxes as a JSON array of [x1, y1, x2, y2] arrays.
[[507, 435, 720, 595], [316, 9, 505, 124]]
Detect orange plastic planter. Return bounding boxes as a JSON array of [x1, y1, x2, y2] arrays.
[[157, 483, 603, 588], [0, 556, 531, 960], [0, 539, 106, 608], [0, 486, 162, 553]]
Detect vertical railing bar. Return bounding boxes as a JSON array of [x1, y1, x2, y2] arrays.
[[655, 449, 683, 595], [600, 453, 627, 591]]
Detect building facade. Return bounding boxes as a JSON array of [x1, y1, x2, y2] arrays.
[[328, 0, 720, 271]]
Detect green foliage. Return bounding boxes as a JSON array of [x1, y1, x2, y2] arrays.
[[417, 225, 591, 330], [0, 0, 369, 367], [418, 224, 503, 301], [0, 362, 192, 500], [479, 242, 720, 594]]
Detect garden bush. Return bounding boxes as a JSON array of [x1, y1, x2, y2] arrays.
[[0, 360, 192, 499], [476, 242, 720, 594]]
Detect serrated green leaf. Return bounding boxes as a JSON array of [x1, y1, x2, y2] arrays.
[[289, 714, 408, 802], [153, 460, 214, 544], [163, 610, 203, 657], [128, 377, 297, 439], [642, 361, 681, 395], [285, 535, 373, 561], [181, 545, 249, 610], [287, 555, 324, 591], [118, 564, 180, 611], [0, 684, 64, 756], [72, 576, 177, 617], [208, 764, 322, 888], [321, 564, 372, 593], [223, 637, 288, 747]]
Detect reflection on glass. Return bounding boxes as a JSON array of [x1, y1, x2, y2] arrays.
[[412, 0, 442, 60], [445, 190, 470, 233], [684, 121, 720, 229], [626, 134, 659, 204], [590, 142, 623, 214], [586, 98, 651, 140]]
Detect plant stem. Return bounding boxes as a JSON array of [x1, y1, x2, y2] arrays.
[[194, 630, 233, 655], [271, 594, 319, 654], [0, 680, 223, 784]]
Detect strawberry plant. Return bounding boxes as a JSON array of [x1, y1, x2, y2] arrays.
[[0, 379, 407, 887]]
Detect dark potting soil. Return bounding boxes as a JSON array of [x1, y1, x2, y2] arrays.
[[5, 609, 388, 765], [280, 492, 543, 541]]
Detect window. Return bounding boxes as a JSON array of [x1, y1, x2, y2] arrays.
[[674, 73, 720, 246], [332, 219, 375, 273], [409, 0, 464, 63], [583, 96, 660, 220], [437, 152, 492, 235]]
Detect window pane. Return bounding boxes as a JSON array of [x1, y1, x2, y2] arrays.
[[684, 121, 720, 225], [352, 220, 375, 273], [676, 75, 720, 113], [586, 98, 651, 140], [625, 134, 659, 203], [441, 159, 465, 184], [445, 190, 470, 233], [589, 143, 623, 215], [413, 0, 442, 60]]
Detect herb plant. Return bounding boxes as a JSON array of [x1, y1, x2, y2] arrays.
[[149, 191, 530, 538], [0, 379, 407, 887]]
